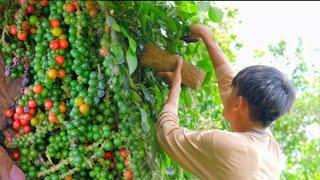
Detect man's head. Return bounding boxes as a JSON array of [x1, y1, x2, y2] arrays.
[[223, 65, 295, 131]]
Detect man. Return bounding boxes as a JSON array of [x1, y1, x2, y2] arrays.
[[157, 24, 295, 180]]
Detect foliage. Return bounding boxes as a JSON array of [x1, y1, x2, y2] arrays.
[[0, 1, 240, 179], [1, 1, 318, 180]]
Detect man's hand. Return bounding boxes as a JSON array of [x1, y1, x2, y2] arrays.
[[189, 24, 212, 40], [158, 57, 183, 87], [158, 58, 183, 108]]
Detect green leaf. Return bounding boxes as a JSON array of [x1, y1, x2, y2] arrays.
[[140, 14, 147, 32], [126, 47, 137, 75], [140, 108, 150, 133], [164, 17, 177, 33], [110, 42, 123, 60], [208, 6, 224, 23], [106, 15, 116, 26], [197, 1, 210, 12], [196, 60, 212, 72], [202, 71, 213, 86], [111, 24, 138, 74], [128, 37, 137, 53], [183, 91, 192, 107], [179, 2, 198, 14]]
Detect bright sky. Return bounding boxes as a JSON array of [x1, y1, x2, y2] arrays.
[[215, 1, 320, 76]]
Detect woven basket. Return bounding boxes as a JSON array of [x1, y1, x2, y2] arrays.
[[140, 45, 206, 89]]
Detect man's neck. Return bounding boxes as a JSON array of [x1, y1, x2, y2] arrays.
[[232, 119, 266, 133]]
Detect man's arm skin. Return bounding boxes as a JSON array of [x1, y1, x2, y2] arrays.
[[190, 24, 227, 69], [190, 24, 235, 106]]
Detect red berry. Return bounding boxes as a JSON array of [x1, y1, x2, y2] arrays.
[[13, 113, 20, 121], [119, 149, 128, 158], [55, 55, 64, 65], [28, 99, 37, 108], [45, 99, 53, 110], [20, 119, 27, 126], [40, 0, 48, 6], [15, 133, 22, 138], [123, 171, 133, 180], [104, 151, 113, 160], [23, 126, 31, 133], [17, 31, 27, 41], [124, 159, 130, 168], [33, 84, 43, 94], [50, 19, 60, 28], [30, 27, 37, 34], [48, 113, 58, 123], [9, 25, 18, 36], [25, 5, 34, 14], [15, 106, 24, 115], [58, 103, 67, 113], [58, 69, 66, 79], [11, 150, 21, 161], [20, 113, 31, 125], [13, 120, 21, 129], [29, 108, 36, 116], [22, 21, 30, 31], [5, 109, 14, 118], [65, 3, 76, 13], [50, 40, 60, 50], [59, 39, 69, 49]]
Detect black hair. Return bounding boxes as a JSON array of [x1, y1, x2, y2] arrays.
[[231, 65, 295, 127]]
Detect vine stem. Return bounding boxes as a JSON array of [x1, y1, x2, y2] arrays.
[[37, 157, 73, 177], [37, 138, 106, 177]]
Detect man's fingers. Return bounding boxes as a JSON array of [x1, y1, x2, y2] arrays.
[[157, 72, 169, 77], [158, 72, 173, 78], [157, 72, 175, 81], [175, 58, 183, 72]]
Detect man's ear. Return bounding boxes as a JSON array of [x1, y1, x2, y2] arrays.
[[234, 96, 244, 111]]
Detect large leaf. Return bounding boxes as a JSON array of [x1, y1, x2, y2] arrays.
[[179, 2, 198, 14], [164, 17, 177, 33], [112, 24, 138, 74], [208, 6, 224, 23], [105, 15, 116, 26], [126, 47, 138, 75], [140, 108, 150, 133], [110, 42, 123, 61]]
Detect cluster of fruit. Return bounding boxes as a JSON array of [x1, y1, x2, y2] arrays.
[[2, 1, 151, 179]]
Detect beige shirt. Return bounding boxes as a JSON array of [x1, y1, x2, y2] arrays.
[[157, 62, 284, 180]]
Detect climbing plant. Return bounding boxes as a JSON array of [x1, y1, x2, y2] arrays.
[[0, 1, 240, 179]]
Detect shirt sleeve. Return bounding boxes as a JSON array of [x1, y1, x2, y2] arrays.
[[214, 62, 235, 106], [156, 103, 216, 178]]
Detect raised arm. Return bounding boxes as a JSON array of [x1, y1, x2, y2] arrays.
[[189, 24, 235, 106]]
